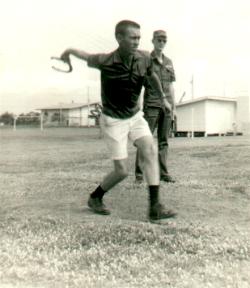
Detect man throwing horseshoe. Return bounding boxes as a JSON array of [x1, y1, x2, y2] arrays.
[[59, 20, 177, 221]]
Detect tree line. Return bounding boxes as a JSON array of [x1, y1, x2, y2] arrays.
[[0, 112, 40, 125]]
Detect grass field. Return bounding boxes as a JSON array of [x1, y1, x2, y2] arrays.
[[0, 127, 250, 288]]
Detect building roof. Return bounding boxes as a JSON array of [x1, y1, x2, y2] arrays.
[[177, 96, 237, 107], [38, 102, 100, 110]]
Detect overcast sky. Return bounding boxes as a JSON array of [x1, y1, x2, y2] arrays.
[[0, 0, 250, 114]]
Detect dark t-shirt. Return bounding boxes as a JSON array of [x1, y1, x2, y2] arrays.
[[144, 52, 175, 108], [87, 49, 153, 119]]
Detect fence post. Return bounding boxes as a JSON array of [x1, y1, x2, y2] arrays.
[[40, 113, 44, 131], [13, 116, 17, 131]]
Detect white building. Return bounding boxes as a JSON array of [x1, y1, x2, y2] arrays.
[[176, 96, 238, 136], [38, 102, 100, 127], [236, 95, 250, 135]]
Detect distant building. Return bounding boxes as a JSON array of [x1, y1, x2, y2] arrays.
[[176, 96, 238, 137], [236, 94, 250, 135], [38, 102, 100, 127]]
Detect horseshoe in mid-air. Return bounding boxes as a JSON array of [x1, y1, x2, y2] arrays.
[[51, 56, 73, 73]]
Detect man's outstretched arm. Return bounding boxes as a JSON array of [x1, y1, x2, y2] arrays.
[[60, 48, 90, 63]]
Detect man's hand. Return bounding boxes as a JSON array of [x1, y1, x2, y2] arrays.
[[60, 50, 71, 63], [162, 98, 171, 112]]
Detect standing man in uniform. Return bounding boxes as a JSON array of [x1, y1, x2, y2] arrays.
[[135, 30, 176, 183], [59, 20, 177, 221]]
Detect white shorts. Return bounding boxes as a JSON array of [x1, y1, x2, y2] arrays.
[[100, 111, 152, 160]]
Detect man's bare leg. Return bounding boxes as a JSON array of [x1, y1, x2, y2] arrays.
[[88, 159, 128, 215], [135, 135, 177, 220], [134, 136, 159, 185], [100, 159, 128, 191]]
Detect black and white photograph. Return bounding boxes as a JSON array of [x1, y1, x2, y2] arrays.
[[0, 0, 250, 287]]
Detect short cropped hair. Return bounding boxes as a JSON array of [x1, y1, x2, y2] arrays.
[[115, 20, 140, 37]]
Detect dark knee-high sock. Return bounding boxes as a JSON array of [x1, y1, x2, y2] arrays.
[[149, 185, 159, 207], [90, 185, 106, 199]]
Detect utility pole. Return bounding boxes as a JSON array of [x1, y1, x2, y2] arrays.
[[190, 74, 194, 99], [190, 74, 194, 138]]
